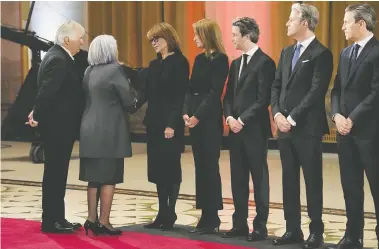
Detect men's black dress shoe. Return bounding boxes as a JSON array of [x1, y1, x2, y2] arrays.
[[41, 221, 74, 233], [247, 229, 268, 242], [325, 236, 363, 249], [272, 230, 304, 245], [302, 232, 324, 249], [61, 219, 82, 230], [221, 227, 249, 238]]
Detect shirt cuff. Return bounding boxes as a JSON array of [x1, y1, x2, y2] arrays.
[[274, 112, 282, 119], [30, 112, 38, 123], [237, 117, 245, 126], [287, 115, 296, 126], [226, 116, 234, 125], [331, 113, 338, 122]]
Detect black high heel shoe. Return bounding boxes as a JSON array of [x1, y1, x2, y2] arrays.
[[196, 218, 221, 235], [143, 215, 165, 229], [196, 224, 220, 235], [189, 215, 206, 233], [98, 223, 122, 236], [84, 220, 100, 236], [160, 213, 177, 230]]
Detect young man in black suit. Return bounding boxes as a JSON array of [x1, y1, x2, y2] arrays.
[[271, 3, 333, 248], [328, 4, 379, 249], [28, 21, 85, 233], [222, 17, 276, 242]]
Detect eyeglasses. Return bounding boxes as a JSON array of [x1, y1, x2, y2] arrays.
[[150, 36, 161, 44]]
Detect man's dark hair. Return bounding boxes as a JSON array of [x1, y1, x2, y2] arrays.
[[232, 17, 260, 43]]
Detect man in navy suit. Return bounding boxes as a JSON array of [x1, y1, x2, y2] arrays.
[[328, 4, 379, 249], [271, 3, 333, 248]]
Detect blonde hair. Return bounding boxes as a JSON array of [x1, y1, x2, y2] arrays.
[[291, 3, 319, 32], [147, 22, 181, 53], [193, 19, 226, 57]]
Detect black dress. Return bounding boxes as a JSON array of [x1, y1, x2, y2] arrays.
[[183, 52, 229, 210], [140, 51, 190, 185]]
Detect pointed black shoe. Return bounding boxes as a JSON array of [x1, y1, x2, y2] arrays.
[[273, 230, 304, 245], [84, 220, 100, 236], [41, 221, 74, 234], [189, 215, 207, 233], [247, 228, 268, 242], [98, 223, 122, 236], [324, 236, 363, 249], [221, 227, 249, 238], [61, 219, 82, 230], [302, 232, 324, 249], [196, 217, 221, 235]]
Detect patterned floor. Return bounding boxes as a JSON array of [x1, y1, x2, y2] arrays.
[[1, 182, 377, 248], [1, 141, 377, 248]]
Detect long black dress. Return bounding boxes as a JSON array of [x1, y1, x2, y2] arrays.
[[140, 51, 190, 185], [183, 51, 229, 210]]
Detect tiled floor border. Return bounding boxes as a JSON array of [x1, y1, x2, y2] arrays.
[[1, 178, 375, 219]]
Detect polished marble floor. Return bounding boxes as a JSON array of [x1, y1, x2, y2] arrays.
[[1, 141, 377, 248]]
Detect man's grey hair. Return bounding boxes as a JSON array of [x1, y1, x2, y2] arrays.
[[55, 20, 85, 45], [291, 3, 319, 32], [345, 3, 376, 32], [88, 35, 118, 66]]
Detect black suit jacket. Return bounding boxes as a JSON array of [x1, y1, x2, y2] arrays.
[[331, 36, 379, 138], [271, 38, 333, 137], [223, 48, 276, 138], [33, 45, 84, 135], [138, 52, 190, 130]]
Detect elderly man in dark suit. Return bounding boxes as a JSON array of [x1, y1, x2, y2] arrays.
[[222, 17, 275, 242], [328, 4, 379, 249], [271, 3, 333, 248], [27, 21, 85, 233]]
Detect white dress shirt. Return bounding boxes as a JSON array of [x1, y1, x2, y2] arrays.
[[238, 44, 259, 78], [274, 35, 316, 126], [226, 45, 259, 126], [60, 45, 74, 60], [355, 33, 374, 57]]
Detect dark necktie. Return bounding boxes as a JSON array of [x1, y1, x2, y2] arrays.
[[348, 43, 360, 76], [239, 54, 249, 80], [242, 54, 248, 70], [291, 43, 302, 71]]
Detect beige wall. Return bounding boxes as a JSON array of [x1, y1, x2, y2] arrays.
[[1, 1, 22, 121]]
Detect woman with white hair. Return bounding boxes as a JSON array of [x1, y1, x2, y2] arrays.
[[79, 34, 137, 236]]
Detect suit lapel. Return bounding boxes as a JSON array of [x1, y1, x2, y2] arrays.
[[235, 48, 262, 95], [234, 57, 242, 95], [287, 39, 318, 85], [285, 44, 296, 81], [55, 45, 74, 64], [342, 47, 353, 87], [346, 37, 377, 85]]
